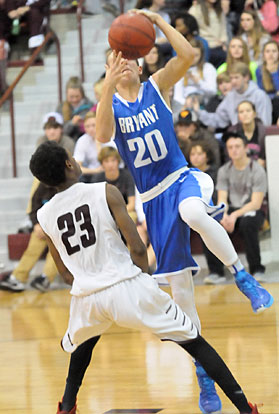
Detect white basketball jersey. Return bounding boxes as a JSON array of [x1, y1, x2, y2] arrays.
[[37, 182, 141, 296]]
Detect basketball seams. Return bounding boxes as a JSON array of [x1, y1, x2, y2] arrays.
[[108, 35, 153, 50], [110, 23, 155, 43]]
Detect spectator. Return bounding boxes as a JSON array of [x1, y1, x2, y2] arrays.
[[140, 44, 166, 82], [228, 100, 266, 167], [167, 85, 184, 122], [101, 0, 120, 16], [188, 140, 219, 277], [191, 62, 272, 129], [90, 76, 104, 113], [73, 111, 103, 182], [37, 111, 75, 151], [221, 0, 237, 41], [256, 0, 279, 42], [91, 146, 137, 222], [228, 0, 246, 34], [238, 9, 270, 65], [188, 139, 218, 189], [175, 109, 221, 167], [7, 0, 51, 55], [203, 131, 267, 284], [173, 11, 210, 62], [217, 36, 258, 81], [0, 182, 58, 292], [26, 111, 75, 216], [256, 40, 279, 124], [56, 76, 93, 142], [189, 0, 228, 68], [0, 0, 11, 98], [205, 71, 232, 113], [173, 38, 217, 108], [135, 0, 171, 43], [135, 0, 173, 61]]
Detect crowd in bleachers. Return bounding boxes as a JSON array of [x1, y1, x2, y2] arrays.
[[0, 0, 279, 292]]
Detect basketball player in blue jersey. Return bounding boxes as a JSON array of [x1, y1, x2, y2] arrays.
[[29, 141, 260, 414], [96, 9, 273, 414]]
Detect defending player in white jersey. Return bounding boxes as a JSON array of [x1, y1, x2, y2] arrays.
[[95, 10, 273, 413], [29, 141, 261, 414]]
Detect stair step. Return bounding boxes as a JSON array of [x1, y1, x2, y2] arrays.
[[1, 11, 110, 259], [0, 177, 33, 193]]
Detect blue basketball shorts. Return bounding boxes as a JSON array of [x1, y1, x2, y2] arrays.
[[143, 169, 223, 277]]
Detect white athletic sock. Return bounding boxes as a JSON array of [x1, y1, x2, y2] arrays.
[[228, 259, 244, 275]]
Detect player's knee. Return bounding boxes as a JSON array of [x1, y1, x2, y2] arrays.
[[180, 209, 203, 231], [179, 200, 207, 231]]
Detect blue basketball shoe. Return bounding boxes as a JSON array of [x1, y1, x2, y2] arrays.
[[195, 361, 222, 413], [235, 269, 274, 313]]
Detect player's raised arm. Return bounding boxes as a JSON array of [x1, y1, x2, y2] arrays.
[[96, 51, 126, 143], [106, 184, 149, 273], [133, 10, 195, 91]]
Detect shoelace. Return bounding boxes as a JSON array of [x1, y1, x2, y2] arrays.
[[236, 272, 263, 298]]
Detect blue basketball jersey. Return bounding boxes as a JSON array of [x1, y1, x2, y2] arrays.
[[112, 77, 188, 194]]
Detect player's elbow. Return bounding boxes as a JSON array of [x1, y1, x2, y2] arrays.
[[130, 242, 147, 258], [96, 129, 111, 143], [61, 271, 74, 285], [179, 43, 195, 65], [96, 134, 109, 143], [96, 125, 114, 143]]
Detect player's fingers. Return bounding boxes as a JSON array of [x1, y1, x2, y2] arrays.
[[130, 8, 153, 21], [115, 50, 123, 64], [112, 49, 118, 62]]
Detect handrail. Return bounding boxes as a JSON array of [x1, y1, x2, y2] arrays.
[[0, 30, 62, 178], [76, 0, 125, 83], [77, 0, 85, 82], [119, 0, 124, 14]]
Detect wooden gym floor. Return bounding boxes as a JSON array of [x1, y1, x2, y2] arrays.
[[0, 282, 278, 414]]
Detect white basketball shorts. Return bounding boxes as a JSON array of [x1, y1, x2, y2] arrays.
[[61, 273, 198, 352]]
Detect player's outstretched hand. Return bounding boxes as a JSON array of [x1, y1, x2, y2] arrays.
[[105, 50, 128, 87], [128, 8, 159, 24]]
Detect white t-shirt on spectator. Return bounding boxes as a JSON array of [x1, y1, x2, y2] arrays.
[[74, 133, 100, 169], [174, 62, 217, 105]]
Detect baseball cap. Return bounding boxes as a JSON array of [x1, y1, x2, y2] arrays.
[[42, 112, 64, 128], [177, 110, 193, 126]]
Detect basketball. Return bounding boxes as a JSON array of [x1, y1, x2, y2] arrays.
[[108, 12, 156, 60]]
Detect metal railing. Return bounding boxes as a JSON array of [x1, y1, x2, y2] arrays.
[[0, 30, 62, 177], [77, 0, 85, 82], [0, 0, 125, 177], [76, 0, 125, 82]]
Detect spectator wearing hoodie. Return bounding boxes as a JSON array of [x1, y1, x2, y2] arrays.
[[190, 62, 272, 129]]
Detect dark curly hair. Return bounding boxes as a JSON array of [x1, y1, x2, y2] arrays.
[[29, 141, 69, 187], [172, 12, 199, 36], [222, 130, 248, 146]]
